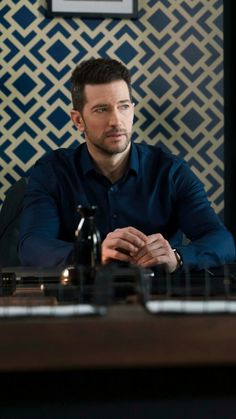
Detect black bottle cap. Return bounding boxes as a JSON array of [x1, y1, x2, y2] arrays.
[[77, 205, 97, 217]]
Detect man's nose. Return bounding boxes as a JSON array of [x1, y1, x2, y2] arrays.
[[108, 108, 120, 126]]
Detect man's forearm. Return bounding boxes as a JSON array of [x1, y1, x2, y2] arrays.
[[18, 235, 74, 268]]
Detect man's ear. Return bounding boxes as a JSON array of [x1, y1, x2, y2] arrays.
[[71, 110, 85, 132]]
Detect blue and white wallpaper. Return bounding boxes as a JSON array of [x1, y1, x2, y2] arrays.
[[0, 0, 224, 216]]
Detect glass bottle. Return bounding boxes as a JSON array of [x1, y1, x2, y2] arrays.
[[74, 205, 101, 269]]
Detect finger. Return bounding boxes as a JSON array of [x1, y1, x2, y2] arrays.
[[136, 255, 168, 268], [109, 231, 146, 249], [134, 240, 170, 264], [146, 233, 165, 244], [103, 237, 140, 255], [115, 227, 148, 243], [102, 248, 133, 263]]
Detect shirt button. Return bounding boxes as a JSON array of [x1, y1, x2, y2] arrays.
[[112, 214, 118, 219]]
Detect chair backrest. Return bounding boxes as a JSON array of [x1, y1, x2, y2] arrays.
[[0, 178, 28, 267]]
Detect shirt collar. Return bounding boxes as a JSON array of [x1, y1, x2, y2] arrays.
[[129, 142, 139, 175], [80, 142, 139, 176], [80, 143, 96, 175]]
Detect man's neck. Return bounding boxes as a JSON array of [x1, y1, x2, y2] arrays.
[[87, 144, 131, 183]]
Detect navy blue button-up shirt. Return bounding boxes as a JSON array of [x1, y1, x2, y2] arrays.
[[18, 142, 235, 269]]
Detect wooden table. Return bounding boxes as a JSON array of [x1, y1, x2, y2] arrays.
[[0, 303, 236, 372], [1, 283, 236, 417]]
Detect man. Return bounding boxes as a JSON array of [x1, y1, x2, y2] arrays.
[[18, 58, 235, 271]]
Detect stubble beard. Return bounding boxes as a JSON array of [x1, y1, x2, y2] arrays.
[[86, 130, 132, 156]]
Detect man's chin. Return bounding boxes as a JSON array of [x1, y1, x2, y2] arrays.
[[101, 147, 127, 155], [96, 140, 130, 155]]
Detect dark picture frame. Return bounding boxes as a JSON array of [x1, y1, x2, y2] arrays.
[[47, 0, 138, 18]]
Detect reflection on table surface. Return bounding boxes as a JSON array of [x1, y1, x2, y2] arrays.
[[1, 263, 236, 317], [0, 263, 150, 317]]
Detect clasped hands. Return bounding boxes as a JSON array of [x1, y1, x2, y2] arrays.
[[102, 226, 178, 273]]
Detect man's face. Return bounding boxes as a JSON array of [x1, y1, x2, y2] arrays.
[[71, 80, 134, 156]]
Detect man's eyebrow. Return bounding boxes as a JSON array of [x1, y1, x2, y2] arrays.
[[91, 100, 131, 110], [91, 103, 108, 110]]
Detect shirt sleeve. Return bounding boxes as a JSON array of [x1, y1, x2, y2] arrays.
[[171, 160, 236, 270], [18, 156, 74, 268]]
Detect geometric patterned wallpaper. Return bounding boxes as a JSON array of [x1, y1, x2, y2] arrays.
[[0, 0, 224, 217]]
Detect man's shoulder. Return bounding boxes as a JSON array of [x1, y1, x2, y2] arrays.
[[135, 143, 184, 166], [37, 146, 80, 164], [30, 145, 85, 180]]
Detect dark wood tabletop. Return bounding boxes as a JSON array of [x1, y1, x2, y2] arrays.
[[0, 295, 236, 372], [1, 263, 236, 374], [2, 281, 236, 417]]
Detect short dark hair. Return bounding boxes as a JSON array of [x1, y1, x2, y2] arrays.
[[71, 58, 132, 112]]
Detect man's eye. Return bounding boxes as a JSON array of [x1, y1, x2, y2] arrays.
[[95, 108, 107, 113], [119, 105, 130, 110]]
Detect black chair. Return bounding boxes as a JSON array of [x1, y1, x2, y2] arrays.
[[0, 178, 28, 267]]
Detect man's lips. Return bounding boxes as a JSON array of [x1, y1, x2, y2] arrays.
[[106, 131, 126, 138]]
